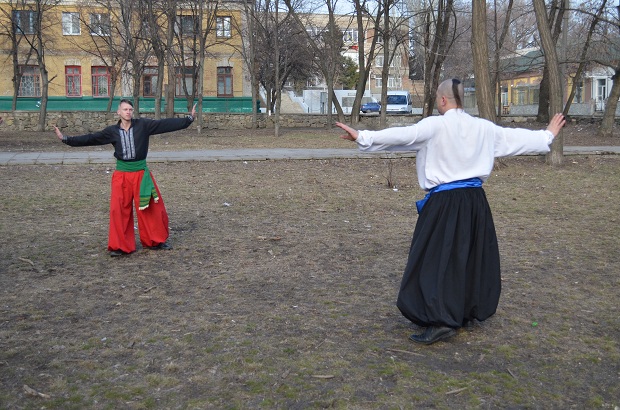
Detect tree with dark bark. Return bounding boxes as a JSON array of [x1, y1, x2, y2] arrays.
[[533, 0, 564, 165], [472, 0, 496, 122], [535, 0, 565, 124]]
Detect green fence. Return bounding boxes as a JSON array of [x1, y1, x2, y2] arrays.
[[0, 96, 258, 113]]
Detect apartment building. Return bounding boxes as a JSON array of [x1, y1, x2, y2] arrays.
[[0, 0, 248, 109]]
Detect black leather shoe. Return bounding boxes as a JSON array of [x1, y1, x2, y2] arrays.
[[149, 242, 172, 250], [110, 250, 129, 257], [409, 326, 456, 345]]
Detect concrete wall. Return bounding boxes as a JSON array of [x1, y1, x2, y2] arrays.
[[0, 110, 615, 133], [508, 102, 620, 117], [0, 111, 428, 132]]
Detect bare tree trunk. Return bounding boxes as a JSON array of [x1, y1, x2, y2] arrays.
[[537, 69, 551, 123], [533, 0, 564, 165], [10, 38, 23, 112], [379, 0, 391, 127], [350, 0, 381, 126], [274, 0, 280, 137], [492, 0, 513, 119], [105, 70, 117, 112], [165, 3, 177, 118], [536, 0, 565, 123], [196, 0, 205, 133], [37, 66, 48, 131], [599, 69, 620, 138], [247, 2, 259, 128], [471, 0, 496, 122]]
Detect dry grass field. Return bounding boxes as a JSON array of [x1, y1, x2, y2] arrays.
[[1, 121, 619, 409]]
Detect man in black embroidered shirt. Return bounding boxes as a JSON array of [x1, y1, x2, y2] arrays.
[[54, 99, 196, 257]]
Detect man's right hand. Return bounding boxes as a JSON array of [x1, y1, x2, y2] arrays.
[[335, 122, 359, 142], [546, 113, 566, 137], [53, 126, 63, 140]]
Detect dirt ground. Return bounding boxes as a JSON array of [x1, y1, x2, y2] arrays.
[[0, 120, 619, 409]]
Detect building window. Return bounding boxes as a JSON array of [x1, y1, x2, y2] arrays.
[[375, 55, 396, 68], [92, 66, 110, 97], [342, 29, 358, 43], [217, 66, 233, 97], [13, 10, 38, 35], [90, 13, 110, 36], [18, 65, 41, 97], [143, 67, 158, 97], [512, 86, 539, 105], [65, 66, 82, 97], [177, 15, 198, 36], [175, 67, 195, 97], [387, 76, 400, 89], [375, 77, 382, 88], [574, 80, 584, 104], [216, 16, 231, 38], [62, 12, 80, 35]]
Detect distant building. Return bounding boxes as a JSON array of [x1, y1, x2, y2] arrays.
[[0, 0, 248, 107], [499, 47, 617, 116]]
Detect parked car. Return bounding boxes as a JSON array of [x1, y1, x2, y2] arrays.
[[361, 101, 381, 113], [386, 91, 413, 114]]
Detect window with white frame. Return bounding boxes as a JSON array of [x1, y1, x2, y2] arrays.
[[90, 13, 110, 36], [62, 12, 80, 35], [387, 76, 400, 89], [13, 10, 38, 35], [342, 29, 358, 43], [375, 55, 396, 68], [216, 16, 231, 38], [18, 65, 41, 97]]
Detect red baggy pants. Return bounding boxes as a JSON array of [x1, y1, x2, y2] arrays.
[[107, 170, 169, 253]]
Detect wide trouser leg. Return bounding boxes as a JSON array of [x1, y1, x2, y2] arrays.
[[108, 171, 137, 253], [134, 172, 169, 248], [396, 188, 501, 328]]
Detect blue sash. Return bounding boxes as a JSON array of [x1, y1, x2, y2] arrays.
[[416, 177, 483, 214]]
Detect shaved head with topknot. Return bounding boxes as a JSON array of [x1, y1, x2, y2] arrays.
[[436, 79, 465, 114]]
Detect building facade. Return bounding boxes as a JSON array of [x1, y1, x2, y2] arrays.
[[0, 0, 248, 109]]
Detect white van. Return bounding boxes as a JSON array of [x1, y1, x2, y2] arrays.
[[386, 91, 412, 114]]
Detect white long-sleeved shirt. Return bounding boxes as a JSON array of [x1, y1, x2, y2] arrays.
[[356, 109, 554, 190]]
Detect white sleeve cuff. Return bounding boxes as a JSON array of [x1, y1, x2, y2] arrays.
[[543, 130, 554, 145]]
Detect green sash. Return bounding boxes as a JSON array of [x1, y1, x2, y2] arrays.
[[116, 159, 158, 210]]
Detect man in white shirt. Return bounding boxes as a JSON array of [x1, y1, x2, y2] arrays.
[[336, 79, 565, 345]]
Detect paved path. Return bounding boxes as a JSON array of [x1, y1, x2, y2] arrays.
[[1, 146, 619, 165]]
